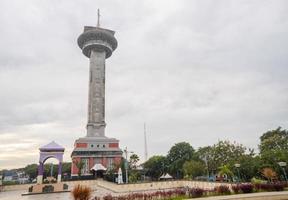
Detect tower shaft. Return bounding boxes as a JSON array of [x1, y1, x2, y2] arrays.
[[87, 50, 106, 137]]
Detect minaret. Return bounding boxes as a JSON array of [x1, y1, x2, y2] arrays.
[[71, 11, 122, 178], [77, 9, 117, 137]]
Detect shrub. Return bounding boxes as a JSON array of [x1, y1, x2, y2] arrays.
[[273, 183, 285, 191], [174, 188, 186, 196], [254, 182, 285, 192], [103, 194, 113, 200], [3, 181, 18, 185], [253, 183, 262, 191], [239, 183, 253, 193], [214, 185, 231, 195], [232, 184, 241, 194], [42, 185, 54, 193], [256, 183, 273, 191], [71, 184, 92, 200], [251, 177, 266, 184], [262, 168, 277, 182], [189, 187, 204, 198]]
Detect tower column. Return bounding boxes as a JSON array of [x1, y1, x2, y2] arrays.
[[87, 50, 106, 137], [37, 162, 44, 184], [57, 162, 62, 183]]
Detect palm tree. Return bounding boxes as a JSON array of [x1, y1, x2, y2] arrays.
[[218, 165, 233, 182]]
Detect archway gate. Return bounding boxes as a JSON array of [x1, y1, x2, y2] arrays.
[[37, 141, 65, 184]]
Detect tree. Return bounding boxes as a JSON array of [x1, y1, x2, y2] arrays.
[[73, 159, 84, 177], [61, 162, 71, 175], [183, 160, 205, 179], [234, 155, 262, 182], [197, 141, 248, 175], [259, 127, 288, 172], [24, 164, 38, 180], [129, 170, 141, 183], [143, 155, 166, 180], [196, 146, 213, 176], [129, 154, 140, 169], [166, 142, 195, 178]]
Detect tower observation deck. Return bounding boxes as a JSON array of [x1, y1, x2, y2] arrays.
[[71, 12, 122, 177], [78, 25, 117, 137]]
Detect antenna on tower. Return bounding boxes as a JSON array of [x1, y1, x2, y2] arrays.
[[97, 9, 101, 27], [144, 123, 148, 161]]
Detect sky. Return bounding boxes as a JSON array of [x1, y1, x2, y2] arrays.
[[0, 0, 287, 169]]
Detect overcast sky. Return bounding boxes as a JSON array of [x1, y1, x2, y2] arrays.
[[0, 0, 287, 169]]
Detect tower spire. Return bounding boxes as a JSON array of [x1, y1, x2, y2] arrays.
[[97, 9, 100, 27]]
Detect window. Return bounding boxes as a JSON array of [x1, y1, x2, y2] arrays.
[[81, 158, 89, 175], [107, 158, 114, 170]]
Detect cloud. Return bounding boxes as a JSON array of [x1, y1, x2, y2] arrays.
[[0, 0, 287, 169]]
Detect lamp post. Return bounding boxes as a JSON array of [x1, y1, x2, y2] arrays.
[[278, 162, 287, 182], [123, 147, 134, 184], [203, 155, 209, 181], [234, 163, 241, 183]]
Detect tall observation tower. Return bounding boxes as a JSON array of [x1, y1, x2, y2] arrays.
[[71, 10, 122, 177]]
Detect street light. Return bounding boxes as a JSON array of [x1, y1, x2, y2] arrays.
[[203, 155, 209, 181], [278, 162, 287, 181], [234, 163, 241, 183], [123, 147, 134, 184]]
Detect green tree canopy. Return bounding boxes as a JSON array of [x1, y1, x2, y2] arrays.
[[259, 127, 288, 179], [259, 127, 288, 163], [234, 155, 261, 181], [183, 160, 205, 179], [143, 155, 166, 180], [218, 165, 233, 182], [129, 153, 140, 169], [24, 164, 38, 180], [197, 140, 248, 175], [166, 142, 195, 178]]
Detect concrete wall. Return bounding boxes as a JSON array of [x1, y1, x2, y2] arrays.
[[1, 180, 99, 192], [97, 180, 231, 193], [1, 180, 229, 193]]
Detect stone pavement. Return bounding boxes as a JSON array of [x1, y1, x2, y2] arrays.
[[192, 191, 288, 200], [1, 188, 288, 200]]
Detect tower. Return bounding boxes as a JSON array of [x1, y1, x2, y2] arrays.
[[71, 11, 122, 177], [144, 123, 148, 161]]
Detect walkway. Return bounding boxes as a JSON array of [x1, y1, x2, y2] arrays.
[[192, 191, 288, 200]]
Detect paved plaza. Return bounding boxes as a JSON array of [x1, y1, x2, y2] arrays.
[[0, 190, 71, 200], [0, 185, 112, 200], [1, 190, 288, 200]]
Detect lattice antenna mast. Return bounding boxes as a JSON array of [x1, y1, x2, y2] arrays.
[[97, 9, 100, 27], [144, 123, 148, 161]]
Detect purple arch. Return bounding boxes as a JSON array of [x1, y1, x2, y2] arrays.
[[37, 141, 65, 184]]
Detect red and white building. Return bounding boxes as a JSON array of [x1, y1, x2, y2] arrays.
[[71, 137, 122, 177]]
